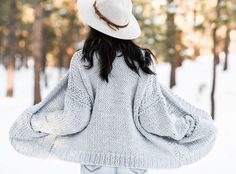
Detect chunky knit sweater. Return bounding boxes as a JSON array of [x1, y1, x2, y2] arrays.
[[9, 50, 217, 169]]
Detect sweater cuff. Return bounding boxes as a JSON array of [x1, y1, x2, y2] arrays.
[[184, 114, 198, 138], [30, 112, 48, 133], [9, 109, 49, 141]]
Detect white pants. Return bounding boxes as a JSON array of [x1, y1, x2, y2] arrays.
[[80, 164, 148, 174]]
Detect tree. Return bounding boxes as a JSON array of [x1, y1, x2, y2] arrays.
[[211, 0, 222, 119], [222, 0, 236, 71], [6, 0, 17, 97], [223, 24, 230, 71], [0, 0, 9, 63], [166, 0, 177, 88], [165, 0, 185, 88], [32, 0, 43, 104]]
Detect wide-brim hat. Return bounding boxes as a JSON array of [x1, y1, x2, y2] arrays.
[[77, 0, 141, 40]]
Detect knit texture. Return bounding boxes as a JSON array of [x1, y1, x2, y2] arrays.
[[9, 50, 217, 169]]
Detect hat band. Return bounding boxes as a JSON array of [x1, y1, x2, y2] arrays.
[[93, 1, 129, 31]]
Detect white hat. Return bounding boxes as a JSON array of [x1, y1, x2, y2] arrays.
[[77, 0, 141, 40]]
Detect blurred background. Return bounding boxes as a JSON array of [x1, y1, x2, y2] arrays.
[[0, 0, 236, 173]]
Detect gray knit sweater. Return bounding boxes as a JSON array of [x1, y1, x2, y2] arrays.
[[9, 50, 217, 169]]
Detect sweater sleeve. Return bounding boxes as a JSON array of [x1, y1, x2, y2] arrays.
[[8, 69, 69, 158], [138, 74, 217, 144], [30, 51, 92, 136], [9, 69, 69, 140]]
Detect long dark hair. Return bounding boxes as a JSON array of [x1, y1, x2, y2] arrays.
[[80, 27, 156, 83]]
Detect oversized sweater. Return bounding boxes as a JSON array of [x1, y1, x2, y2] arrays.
[[9, 50, 217, 170]]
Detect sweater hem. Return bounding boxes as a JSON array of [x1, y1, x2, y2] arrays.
[[9, 135, 214, 169], [49, 148, 180, 169]]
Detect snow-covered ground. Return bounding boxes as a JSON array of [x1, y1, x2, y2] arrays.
[[0, 53, 235, 174]]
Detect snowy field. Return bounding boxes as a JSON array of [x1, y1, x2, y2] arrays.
[[0, 53, 236, 174]]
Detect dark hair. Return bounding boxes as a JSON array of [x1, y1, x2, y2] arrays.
[[80, 27, 156, 83]]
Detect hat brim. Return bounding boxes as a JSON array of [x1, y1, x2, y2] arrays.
[[77, 0, 141, 40]]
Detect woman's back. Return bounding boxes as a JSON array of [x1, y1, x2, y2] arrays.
[[84, 50, 141, 98]]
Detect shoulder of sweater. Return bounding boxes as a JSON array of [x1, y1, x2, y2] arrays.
[[69, 49, 83, 68], [67, 49, 94, 105]]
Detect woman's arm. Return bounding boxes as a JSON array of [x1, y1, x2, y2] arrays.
[[9, 70, 69, 140], [29, 50, 92, 136], [138, 74, 217, 143], [30, 100, 92, 136]]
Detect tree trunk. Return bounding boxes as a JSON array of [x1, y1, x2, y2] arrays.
[[211, 27, 217, 119], [58, 44, 65, 68], [166, 0, 177, 88], [211, 0, 221, 120], [170, 60, 177, 88], [32, 0, 43, 104], [223, 26, 230, 71], [192, 1, 200, 60], [0, 29, 3, 62], [6, 0, 17, 97], [42, 34, 48, 88]]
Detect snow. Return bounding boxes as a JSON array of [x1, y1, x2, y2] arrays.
[[0, 53, 236, 174]]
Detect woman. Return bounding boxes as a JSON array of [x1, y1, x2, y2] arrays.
[[9, 0, 217, 174]]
